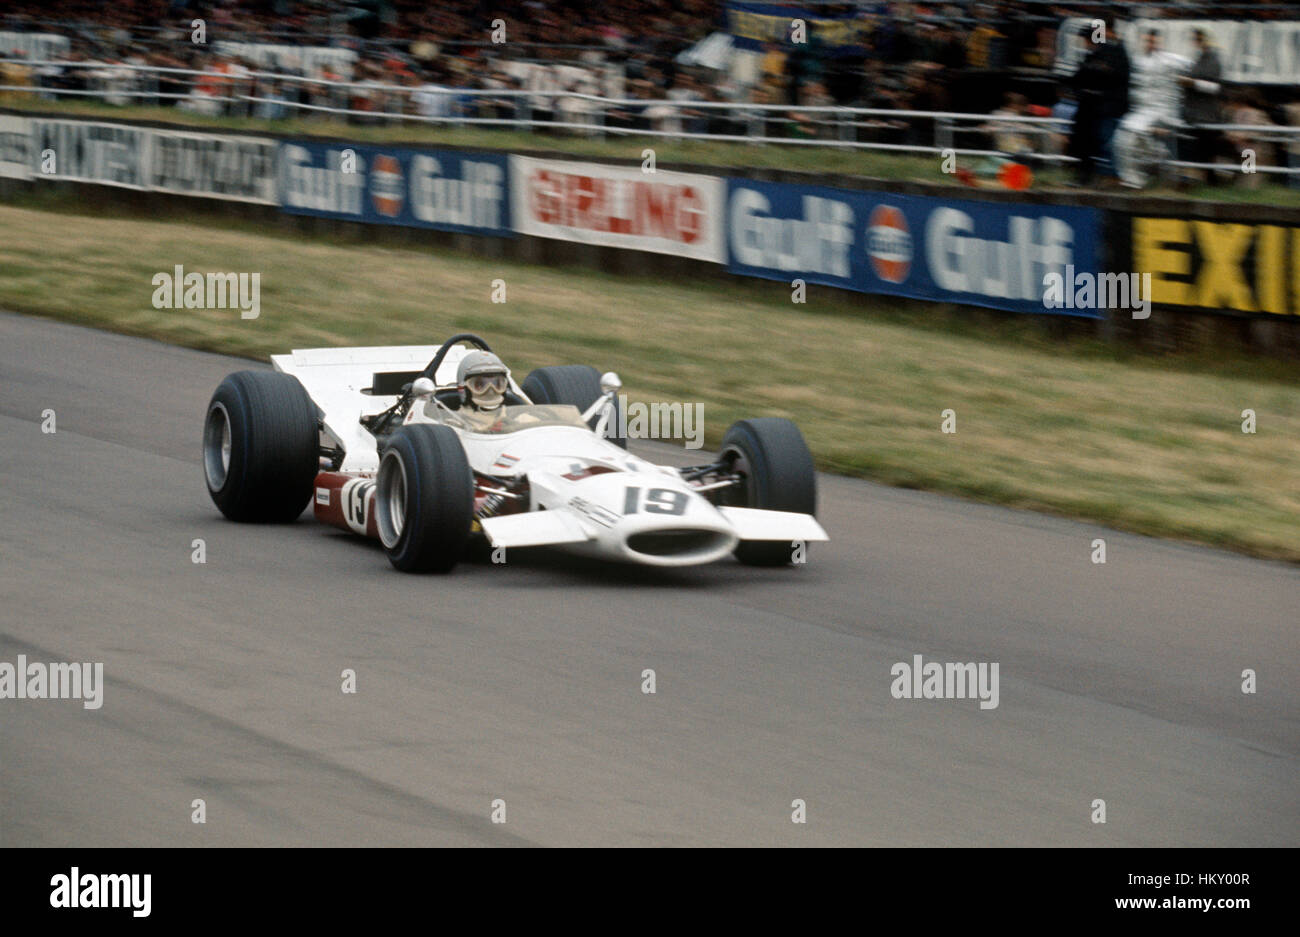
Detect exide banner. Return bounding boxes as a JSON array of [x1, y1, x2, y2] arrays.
[[726, 179, 1103, 316], [510, 156, 725, 263], [277, 141, 512, 236]]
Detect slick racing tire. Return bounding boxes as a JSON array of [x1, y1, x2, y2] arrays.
[[204, 370, 320, 523], [374, 424, 475, 573], [719, 418, 818, 566], [522, 364, 626, 449]]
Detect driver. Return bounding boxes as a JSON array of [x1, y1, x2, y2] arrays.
[[456, 350, 512, 430]]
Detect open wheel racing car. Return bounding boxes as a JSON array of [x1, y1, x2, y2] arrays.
[[202, 334, 828, 572]]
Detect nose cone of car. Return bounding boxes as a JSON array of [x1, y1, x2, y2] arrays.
[[569, 474, 738, 566]]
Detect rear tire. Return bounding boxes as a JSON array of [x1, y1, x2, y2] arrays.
[[374, 424, 475, 572], [203, 370, 319, 522], [522, 364, 626, 448], [719, 418, 817, 566]]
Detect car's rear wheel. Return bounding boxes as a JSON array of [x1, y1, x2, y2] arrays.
[[203, 370, 319, 522], [522, 364, 626, 448], [375, 424, 475, 572], [719, 418, 817, 566]]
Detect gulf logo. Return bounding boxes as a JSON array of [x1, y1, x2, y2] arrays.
[[370, 154, 404, 217], [866, 205, 912, 283]]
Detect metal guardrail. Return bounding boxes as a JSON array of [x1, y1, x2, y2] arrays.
[[3, 59, 1299, 179]]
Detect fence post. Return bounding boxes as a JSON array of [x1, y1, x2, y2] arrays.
[[936, 116, 953, 155]]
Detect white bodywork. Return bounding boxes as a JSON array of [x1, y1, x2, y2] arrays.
[[274, 344, 828, 567]]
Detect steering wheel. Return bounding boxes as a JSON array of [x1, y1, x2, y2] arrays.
[[419, 333, 492, 384]]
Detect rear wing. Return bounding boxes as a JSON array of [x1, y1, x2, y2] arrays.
[[271, 345, 469, 472]]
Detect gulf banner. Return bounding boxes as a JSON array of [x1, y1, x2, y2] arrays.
[[278, 141, 512, 236], [510, 156, 725, 263], [726, 179, 1103, 316]]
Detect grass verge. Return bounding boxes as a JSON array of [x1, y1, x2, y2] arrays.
[[1, 201, 1296, 560]]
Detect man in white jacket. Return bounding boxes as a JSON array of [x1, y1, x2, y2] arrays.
[[1113, 29, 1189, 189]]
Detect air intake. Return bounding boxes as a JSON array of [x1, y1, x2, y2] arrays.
[[626, 529, 732, 558]]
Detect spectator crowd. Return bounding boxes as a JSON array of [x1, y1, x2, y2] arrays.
[[1, 0, 1297, 188]]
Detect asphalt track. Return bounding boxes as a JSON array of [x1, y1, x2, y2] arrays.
[[0, 310, 1295, 847]]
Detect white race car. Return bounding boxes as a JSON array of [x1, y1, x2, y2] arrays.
[[202, 334, 827, 572]]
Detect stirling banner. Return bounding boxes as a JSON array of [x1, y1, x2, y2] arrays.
[[510, 156, 725, 262], [727, 179, 1103, 316], [278, 141, 512, 236], [726, 3, 867, 54]]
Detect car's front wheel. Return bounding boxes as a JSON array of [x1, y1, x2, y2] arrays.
[[374, 424, 475, 572], [718, 418, 818, 566]]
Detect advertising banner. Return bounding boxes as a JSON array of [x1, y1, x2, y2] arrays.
[[0, 32, 70, 61], [278, 141, 512, 236], [211, 42, 357, 78], [1130, 215, 1300, 317], [727, 179, 1103, 316], [725, 3, 867, 55], [510, 156, 725, 262], [30, 119, 148, 189], [150, 130, 276, 204], [1056, 18, 1300, 85], [0, 115, 30, 180]]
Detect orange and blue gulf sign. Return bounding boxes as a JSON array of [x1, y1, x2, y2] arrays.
[[278, 141, 512, 236], [724, 178, 1102, 316]]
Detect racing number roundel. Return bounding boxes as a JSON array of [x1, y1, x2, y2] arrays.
[[341, 478, 374, 535]]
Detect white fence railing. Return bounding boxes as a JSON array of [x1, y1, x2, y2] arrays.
[[3, 60, 1300, 178]]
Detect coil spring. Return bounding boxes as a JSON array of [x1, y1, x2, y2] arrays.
[[477, 491, 507, 519]]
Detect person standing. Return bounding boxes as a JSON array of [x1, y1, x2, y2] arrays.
[[1113, 29, 1189, 188], [1066, 14, 1130, 186], [1180, 28, 1223, 185]]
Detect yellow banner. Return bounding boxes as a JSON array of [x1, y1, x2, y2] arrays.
[[1133, 217, 1299, 316]]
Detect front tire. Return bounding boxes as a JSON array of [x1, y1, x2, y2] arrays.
[[719, 418, 817, 566], [522, 364, 626, 448], [203, 370, 319, 522], [374, 424, 475, 572]]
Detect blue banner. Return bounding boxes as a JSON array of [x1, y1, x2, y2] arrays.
[[276, 141, 512, 236], [726, 179, 1104, 317]]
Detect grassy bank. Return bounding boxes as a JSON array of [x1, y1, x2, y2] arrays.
[[1, 202, 1296, 560]]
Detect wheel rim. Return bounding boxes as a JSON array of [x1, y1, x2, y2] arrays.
[[203, 402, 232, 491], [376, 450, 408, 548]]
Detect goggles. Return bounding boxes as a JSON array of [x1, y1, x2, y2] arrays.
[[465, 373, 508, 395]]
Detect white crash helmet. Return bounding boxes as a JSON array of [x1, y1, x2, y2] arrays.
[[457, 350, 510, 411]]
